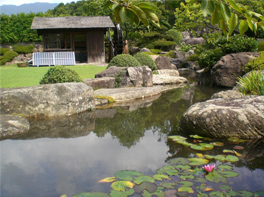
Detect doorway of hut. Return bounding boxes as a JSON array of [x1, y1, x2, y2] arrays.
[[73, 33, 87, 63]]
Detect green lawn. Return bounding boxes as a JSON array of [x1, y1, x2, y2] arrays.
[[0, 64, 107, 88]]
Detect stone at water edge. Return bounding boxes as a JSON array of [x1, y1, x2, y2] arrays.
[[180, 96, 264, 138]]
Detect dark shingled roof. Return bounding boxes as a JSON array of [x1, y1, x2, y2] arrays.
[[31, 16, 115, 30]]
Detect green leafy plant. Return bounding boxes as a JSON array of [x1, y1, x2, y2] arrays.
[[115, 70, 124, 88], [258, 41, 264, 52], [179, 43, 193, 52], [0, 48, 10, 55], [237, 70, 264, 95], [134, 53, 157, 71], [150, 49, 162, 54], [186, 54, 199, 61], [13, 44, 35, 53], [163, 50, 176, 58], [0, 51, 18, 65], [198, 47, 224, 69], [245, 51, 264, 72], [107, 54, 141, 69], [166, 29, 183, 45], [39, 66, 83, 84], [152, 39, 177, 51]]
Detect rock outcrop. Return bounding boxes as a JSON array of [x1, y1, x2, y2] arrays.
[[95, 66, 153, 88], [0, 114, 30, 138], [211, 52, 260, 87], [180, 96, 264, 138], [153, 75, 188, 85], [155, 56, 176, 70], [84, 77, 115, 89], [0, 82, 95, 118]]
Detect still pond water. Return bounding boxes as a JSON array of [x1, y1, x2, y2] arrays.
[[1, 85, 264, 197]]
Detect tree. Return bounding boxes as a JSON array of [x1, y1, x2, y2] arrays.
[[201, 0, 264, 36], [105, 0, 161, 28]]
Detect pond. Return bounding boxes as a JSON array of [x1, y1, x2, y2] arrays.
[[1, 85, 264, 197]]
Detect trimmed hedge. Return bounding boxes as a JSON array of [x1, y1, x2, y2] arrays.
[[39, 66, 83, 84], [0, 51, 18, 65], [0, 48, 10, 55], [13, 44, 34, 53], [134, 53, 157, 71], [107, 54, 141, 68]]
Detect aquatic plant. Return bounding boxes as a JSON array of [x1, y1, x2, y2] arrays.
[[202, 164, 215, 173]]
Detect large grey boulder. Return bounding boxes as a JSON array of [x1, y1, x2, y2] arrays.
[[84, 77, 115, 89], [95, 66, 153, 88], [180, 96, 264, 138], [153, 75, 188, 85], [0, 83, 95, 118], [182, 37, 205, 45], [156, 69, 179, 76], [0, 114, 30, 138], [211, 52, 260, 87], [155, 56, 175, 70]]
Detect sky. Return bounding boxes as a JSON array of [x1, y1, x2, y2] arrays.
[[0, 0, 77, 6]]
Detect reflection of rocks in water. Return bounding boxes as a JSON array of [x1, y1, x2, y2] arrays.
[[13, 111, 96, 139], [96, 108, 118, 119]]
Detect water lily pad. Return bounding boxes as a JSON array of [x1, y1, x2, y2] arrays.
[[204, 155, 215, 160], [160, 182, 177, 189], [170, 158, 190, 165], [153, 174, 169, 181], [238, 190, 254, 196], [115, 170, 142, 181], [110, 189, 134, 197], [196, 183, 207, 190], [111, 181, 134, 192], [163, 165, 175, 171], [142, 186, 165, 197], [210, 142, 224, 146], [205, 171, 226, 183], [175, 140, 193, 147], [214, 155, 227, 162], [168, 135, 187, 141], [134, 182, 157, 193], [226, 155, 239, 163], [228, 137, 246, 143], [134, 176, 155, 184], [196, 153, 204, 158], [178, 186, 194, 193], [194, 178, 207, 183], [225, 190, 239, 196], [99, 177, 116, 183], [219, 184, 232, 190], [218, 165, 232, 171], [179, 181, 193, 187], [188, 158, 209, 166], [175, 165, 191, 170], [209, 191, 224, 196], [190, 135, 204, 139], [255, 191, 264, 197], [75, 192, 109, 197], [220, 171, 239, 178], [180, 175, 194, 180], [190, 143, 214, 151], [166, 169, 179, 176]]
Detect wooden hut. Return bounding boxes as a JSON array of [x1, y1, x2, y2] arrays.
[[31, 16, 115, 64]]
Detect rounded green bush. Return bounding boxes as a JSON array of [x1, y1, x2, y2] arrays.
[[166, 29, 183, 45], [107, 54, 141, 69], [198, 47, 223, 69], [13, 44, 34, 53], [257, 41, 264, 52], [39, 66, 83, 84], [186, 54, 199, 61], [134, 53, 157, 71], [0, 51, 18, 65], [0, 48, 10, 55]]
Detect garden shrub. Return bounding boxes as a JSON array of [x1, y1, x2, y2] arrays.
[[13, 44, 35, 53], [198, 47, 223, 69], [134, 53, 157, 71], [152, 39, 177, 51], [107, 54, 141, 69], [0, 48, 10, 55], [178, 43, 193, 52], [186, 54, 199, 61], [244, 51, 264, 72], [237, 70, 264, 95], [163, 50, 176, 58], [257, 41, 264, 52], [0, 51, 18, 65], [166, 29, 183, 45], [140, 52, 155, 55], [150, 49, 162, 54], [39, 66, 83, 84]]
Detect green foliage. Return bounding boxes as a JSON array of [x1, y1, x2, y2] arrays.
[[13, 44, 34, 53], [0, 48, 10, 55], [107, 54, 141, 69], [134, 53, 157, 71], [152, 39, 177, 51], [0, 51, 18, 65], [237, 70, 264, 95], [39, 66, 83, 84], [140, 51, 155, 56], [258, 41, 264, 52], [163, 50, 176, 58], [178, 43, 193, 52], [186, 54, 199, 61], [166, 29, 183, 45], [150, 49, 162, 54], [199, 47, 223, 69], [245, 52, 264, 72]]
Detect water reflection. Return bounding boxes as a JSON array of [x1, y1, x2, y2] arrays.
[[1, 85, 264, 197]]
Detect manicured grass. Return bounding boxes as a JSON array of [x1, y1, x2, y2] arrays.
[[0, 64, 106, 88]]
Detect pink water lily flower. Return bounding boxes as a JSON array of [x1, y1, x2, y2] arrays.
[[202, 164, 215, 173]]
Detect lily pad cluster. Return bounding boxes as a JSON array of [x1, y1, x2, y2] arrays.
[[64, 135, 264, 197]]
